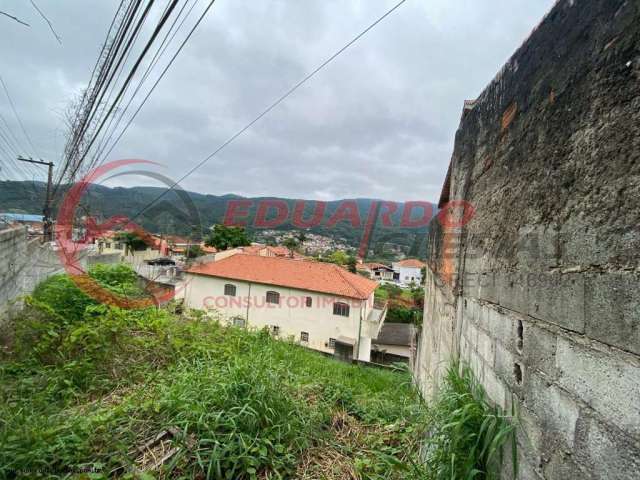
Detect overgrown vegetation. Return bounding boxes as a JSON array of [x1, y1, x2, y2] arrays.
[[204, 224, 251, 251], [375, 284, 424, 326], [1, 264, 428, 479], [422, 363, 517, 480]]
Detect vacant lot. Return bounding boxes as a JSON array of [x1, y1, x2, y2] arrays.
[[0, 266, 427, 479]]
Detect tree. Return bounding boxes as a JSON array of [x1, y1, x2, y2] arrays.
[[114, 231, 147, 255], [205, 225, 251, 251], [185, 245, 205, 259], [327, 250, 348, 265], [282, 237, 299, 257], [346, 255, 357, 273]]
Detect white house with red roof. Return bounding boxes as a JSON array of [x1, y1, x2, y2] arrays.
[[183, 254, 387, 362], [391, 259, 426, 286]]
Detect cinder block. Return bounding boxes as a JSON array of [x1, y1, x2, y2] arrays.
[[497, 272, 529, 313], [585, 272, 640, 356], [526, 272, 585, 333], [495, 342, 524, 391], [468, 348, 486, 384], [478, 271, 499, 304], [483, 366, 508, 409], [523, 372, 580, 450], [477, 327, 496, 366], [555, 337, 640, 438], [574, 415, 640, 480], [522, 322, 558, 379], [515, 225, 560, 271], [487, 307, 518, 350]]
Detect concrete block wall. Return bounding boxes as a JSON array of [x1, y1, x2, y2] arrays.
[[0, 226, 89, 321], [414, 1, 640, 478], [0, 227, 30, 315]]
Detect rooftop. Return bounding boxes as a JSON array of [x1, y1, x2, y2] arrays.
[[394, 259, 426, 268], [373, 323, 416, 346], [0, 213, 44, 223], [187, 254, 378, 299]]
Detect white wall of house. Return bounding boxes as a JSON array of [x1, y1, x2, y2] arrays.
[[183, 273, 375, 361], [392, 264, 422, 286]]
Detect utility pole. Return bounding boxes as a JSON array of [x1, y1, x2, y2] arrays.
[[17, 156, 54, 242]]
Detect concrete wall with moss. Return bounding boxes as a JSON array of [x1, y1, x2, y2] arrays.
[[0, 226, 89, 319], [414, 0, 640, 478]]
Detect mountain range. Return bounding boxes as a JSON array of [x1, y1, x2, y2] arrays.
[[0, 180, 435, 260]]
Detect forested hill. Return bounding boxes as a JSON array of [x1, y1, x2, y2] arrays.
[[0, 180, 435, 258]]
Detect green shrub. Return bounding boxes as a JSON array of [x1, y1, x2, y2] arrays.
[[1, 268, 429, 478], [31, 273, 95, 324], [423, 362, 517, 480]]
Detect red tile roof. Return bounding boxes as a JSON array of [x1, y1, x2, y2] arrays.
[[359, 262, 392, 271], [187, 254, 378, 299], [395, 259, 426, 268]]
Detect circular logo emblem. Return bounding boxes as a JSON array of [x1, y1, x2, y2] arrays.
[[55, 159, 201, 308]]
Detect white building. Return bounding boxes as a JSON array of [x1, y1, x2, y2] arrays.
[[357, 262, 395, 282], [183, 254, 387, 362], [391, 259, 425, 286]]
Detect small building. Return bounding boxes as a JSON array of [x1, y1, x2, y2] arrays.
[[391, 259, 425, 286], [371, 323, 416, 364], [0, 213, 45, 236], [183, 254, 387, 362], [357, 262, 395, 282]]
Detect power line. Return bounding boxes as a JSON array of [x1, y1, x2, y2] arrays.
[[0, 75, 40, 157], [29, 0, 62, 44], [130, 0, 408, 222], [0, 10, 30, 27], [74, 1, 151, 172], [57, 0, 144, 185], [91, 0, 199, 169], [68, 0, 179, 178]]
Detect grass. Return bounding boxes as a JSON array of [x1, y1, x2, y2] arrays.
[[1, 265, 516, 479], [0, 265, 428, 479], [421, 363, 517, 480]]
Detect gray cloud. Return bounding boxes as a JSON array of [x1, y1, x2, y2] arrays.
[[0, 0, 555, 202]]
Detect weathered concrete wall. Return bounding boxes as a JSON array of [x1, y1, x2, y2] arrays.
[[0, 226, 89, 320], [415, 0, 640, 478]]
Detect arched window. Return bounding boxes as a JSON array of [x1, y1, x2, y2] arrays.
[[224, 284, 237, 296], [266, 291, 280, 304], [333, 302, 350, 317]]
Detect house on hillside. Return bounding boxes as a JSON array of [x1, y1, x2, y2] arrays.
[[371, 323, 416, 364], [0, 213, 45, 236], [239, 244, 306, 259], [391, 259, 425, 286], [357, 262, 395, 282], [183, 254, 387, 362]]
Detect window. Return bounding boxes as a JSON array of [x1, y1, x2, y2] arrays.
[[305, 296, 312, 307], [329, 338, 336, 348], [232, 317, 245, 328], [224, 284, 237, 296], [300, 331, 309, 342], [333, 302, 350, 317], [271, 325, 280, 336], [266, 291, 280, 304]]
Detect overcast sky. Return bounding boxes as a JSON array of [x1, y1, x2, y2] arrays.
[[0, 0, 555, 202]]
